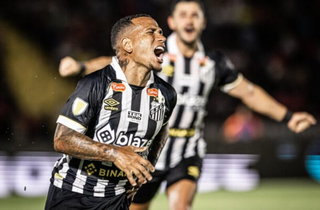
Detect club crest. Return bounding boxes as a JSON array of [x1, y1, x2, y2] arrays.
[[149, 100, 165, 121]]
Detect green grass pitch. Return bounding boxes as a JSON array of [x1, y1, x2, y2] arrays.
[[1, 179, 319, 210]]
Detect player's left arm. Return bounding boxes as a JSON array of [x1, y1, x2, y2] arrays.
[[227, 77, 317, 133], [147, 123, 169, 166], [126, 124, 169, 200]]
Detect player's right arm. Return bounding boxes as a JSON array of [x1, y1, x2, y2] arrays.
[[59, 56, 112, 77], [53, 123, 154, 186], [55, 71, 154, 186]]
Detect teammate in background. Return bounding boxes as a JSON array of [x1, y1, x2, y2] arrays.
[[59, 0, 317, 209], [46, 14, 177, 210]]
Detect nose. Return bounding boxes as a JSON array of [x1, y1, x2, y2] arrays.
[[158, 34, 166, 43]]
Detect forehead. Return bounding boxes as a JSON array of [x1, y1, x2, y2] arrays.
[[131, 17, 159, 29], [173, 2, 203, 14]]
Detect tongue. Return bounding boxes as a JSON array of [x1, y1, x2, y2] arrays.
[[157, 53, 164, 62]]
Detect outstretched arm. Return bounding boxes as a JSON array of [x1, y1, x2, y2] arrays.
[[59, 56, 112, 77], [227, 77, 316, 133], [54, 123, 154, 186]]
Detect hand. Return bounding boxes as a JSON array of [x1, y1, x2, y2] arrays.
[[112, 146, 155, 187], [288, 112, 317, 133], [59, 56, 81, 77]]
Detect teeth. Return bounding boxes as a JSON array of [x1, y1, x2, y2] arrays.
[[155, 46, 164, 51]]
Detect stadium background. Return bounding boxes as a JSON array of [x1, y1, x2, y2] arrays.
[[0, 0, 320, 209]]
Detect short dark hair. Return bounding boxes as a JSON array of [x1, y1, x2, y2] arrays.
[[110, 14, 151, 52], [169, 0, 205, 16]]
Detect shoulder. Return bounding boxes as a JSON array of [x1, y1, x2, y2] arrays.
[[81, 65, 115, 87], [154, 74, 176, 95], [154, 73, 177, 105], [207, 50, 232, 66]]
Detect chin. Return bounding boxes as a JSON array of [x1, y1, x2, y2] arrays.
[[182, 36, 197, 45], [152, 65, 163, 72]]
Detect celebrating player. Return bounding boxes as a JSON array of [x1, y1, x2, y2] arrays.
[[45, 14, 177, 210]]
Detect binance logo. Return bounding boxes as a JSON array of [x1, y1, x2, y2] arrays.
[[104, 98, 120, 111], [84, 163, 97, 175], [162, 65, 174, 77], [188, 166, 200, 178]]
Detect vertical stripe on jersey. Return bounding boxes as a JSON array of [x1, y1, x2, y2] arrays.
[[127, 87, 142, 134], [93, 179, 109, 197], [167, 59, 175, 85], [144, 85, 166, 148], [53, 155, 68, 189], [181, 82, 205, 157], [165, 57, 190, 168], [114, 83, 132, 140]]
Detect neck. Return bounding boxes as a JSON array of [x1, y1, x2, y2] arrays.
[[119, 58, 151, 87], [176, 36, 198, 58]]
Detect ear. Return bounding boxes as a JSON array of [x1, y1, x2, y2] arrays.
[[167, 16, 176, 31], [121, 38, 133, 53], [202, 18, 207, 30]]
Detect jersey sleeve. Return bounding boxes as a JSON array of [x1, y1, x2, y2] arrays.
[[159, 81, 177, 126], [163, 84, 177, 126], [208, 51, 243, 92], [56, 74, 104, 134]]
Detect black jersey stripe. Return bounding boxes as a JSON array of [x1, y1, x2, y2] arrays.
[[108, 81, 124, 133], [189, 81, 205, 128], [165, 57, 191, 167], [127, 85, 142, 134], [167, 60, 175, 85], [144, 83, 158, 140]]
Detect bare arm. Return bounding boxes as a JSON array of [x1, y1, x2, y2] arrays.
[[126, 124, 169, 200], [54, 123, 154, 186], [227, 77, 316, 133], [59, 56, 112, 77], [147, 123, 170, 166]]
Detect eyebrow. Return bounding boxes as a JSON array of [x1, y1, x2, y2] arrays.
[[145, 27, 163, 34]]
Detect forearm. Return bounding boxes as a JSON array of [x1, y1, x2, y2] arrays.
[[147, 124, 169, 166], [54, 123, 117, 162], [228, 78, 288, 122], [241, 84, 287, 122], [82, 56, 112, 75]]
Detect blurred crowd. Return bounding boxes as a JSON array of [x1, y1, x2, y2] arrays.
[[0, 0, 319, 151]]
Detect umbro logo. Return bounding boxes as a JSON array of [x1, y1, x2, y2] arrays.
[[104, 98, 120, 111]]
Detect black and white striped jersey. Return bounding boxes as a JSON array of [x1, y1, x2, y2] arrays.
[[155, 33, 243, 170], [50, 57, 177, 197]]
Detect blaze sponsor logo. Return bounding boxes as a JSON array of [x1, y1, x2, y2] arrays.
[[104, 98, 120, 111], [96, 124, 152, 148], [111, 82, 126, 92], [147, 88, 158, 97], [128, 110, 142, 123], [188, 166, 200, 178], [150, 101, 165, 121], [72, 97, 88, 116]]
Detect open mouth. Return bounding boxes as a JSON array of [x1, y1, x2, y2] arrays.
[[185, 28, 195, 34], [154, 46, 165, 63]]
